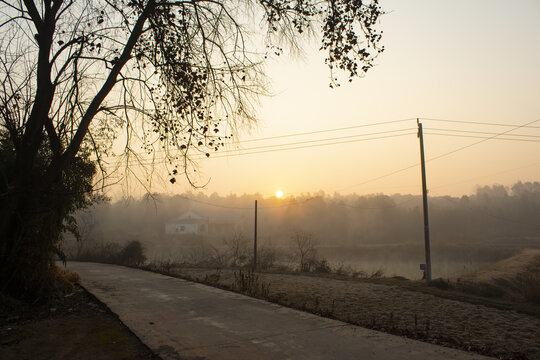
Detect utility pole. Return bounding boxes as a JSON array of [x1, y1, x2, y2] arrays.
[[417, 119, 432, 283], [253, 199, 258, 271]]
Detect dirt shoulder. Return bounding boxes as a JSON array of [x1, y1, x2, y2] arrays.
[[0, 284, 160, 360], [152, 266, 540, 360]]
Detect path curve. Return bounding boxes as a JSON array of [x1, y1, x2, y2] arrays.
[[66, 262, 492, 360]]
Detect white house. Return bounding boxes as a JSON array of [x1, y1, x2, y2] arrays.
[[165, 211, 238, 236], [165, 211, 208, 235]]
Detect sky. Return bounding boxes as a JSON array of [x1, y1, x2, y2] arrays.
[[110, 0, 540, 200]]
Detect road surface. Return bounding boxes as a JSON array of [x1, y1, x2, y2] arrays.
[[66, 262, 492, 360]]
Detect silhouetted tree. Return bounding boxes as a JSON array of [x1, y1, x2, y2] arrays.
[[0, 132, 96, 299], [0, 0, 384, 300], [291, 231, 317, 271], [118, 240, 147, 266]]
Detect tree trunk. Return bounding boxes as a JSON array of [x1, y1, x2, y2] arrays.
[[0, 188, 54, 300]]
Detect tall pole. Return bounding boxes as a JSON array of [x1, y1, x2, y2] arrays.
[[253, 199, 258, 271], [417, 119, 432, 283]]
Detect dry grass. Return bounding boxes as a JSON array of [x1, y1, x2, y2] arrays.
[[520, 273, 540, 304], [455, 248, 540, 304], [147, 265, 539, 359]]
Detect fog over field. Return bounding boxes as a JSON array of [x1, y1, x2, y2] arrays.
[[66, 181, 540, 279]]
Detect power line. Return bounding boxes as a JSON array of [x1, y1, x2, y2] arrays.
[[131, 116, 540, 165], [99, 116, 540, 194], [241, 118, 416, 143], [100, 126, 415, 160], [121, 118, 540, 191], [426, 118, 540, 163], [424, 127, 540, 138], [101, 117, 540, 163], [104, 127, 416, 162], [337, 117, 540, 192], [337, 162, 420, 192], [421, 117, 540, 129], [222, 128, 415, 153], [430, 161, 540, 190], [123, 118, 417, 160], [425, 133, 540, 143], [242, 116, 540, 144], [204, 131, 415, 159], [116, 131, 416, 166]]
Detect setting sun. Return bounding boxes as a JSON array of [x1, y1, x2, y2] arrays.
[[275, 190, 284, 198]]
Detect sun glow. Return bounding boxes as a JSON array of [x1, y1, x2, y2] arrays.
[[275, 190, 284, 198]]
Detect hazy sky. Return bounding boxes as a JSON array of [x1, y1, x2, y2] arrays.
[[112, 0, 540, 199]]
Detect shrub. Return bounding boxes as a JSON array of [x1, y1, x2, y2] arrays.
[[224, 233, 250, 267], [76, 240, 147, 267], [369, 268, 385, 278], [77, 241, 122, 264], [118, 240, 147, 267], [52, 266, 81, 293], [314, 259, 332, 274], [257, 245, 278, 270], [232, 270, 270, 298]]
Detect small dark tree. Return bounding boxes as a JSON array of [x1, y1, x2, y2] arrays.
[[224, 232, 249, 267], [118, 240, 146, 267], [0, 0, 383, 300], [291, 231, 318, 272]]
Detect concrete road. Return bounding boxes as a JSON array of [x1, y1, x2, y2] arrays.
[[66, 262, 492, 360]]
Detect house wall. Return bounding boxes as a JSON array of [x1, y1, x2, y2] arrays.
[[165, 223, 199, 235]]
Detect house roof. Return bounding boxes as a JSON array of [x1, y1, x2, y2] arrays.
[[168, 211, 205, 224], [167, 211, 239, 225]]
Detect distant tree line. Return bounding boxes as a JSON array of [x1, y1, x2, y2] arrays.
[[66, 182, 540, 262]]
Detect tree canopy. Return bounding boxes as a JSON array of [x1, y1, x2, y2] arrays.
[[1, 0, 383, 183], [0, 0, 383, 300]]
